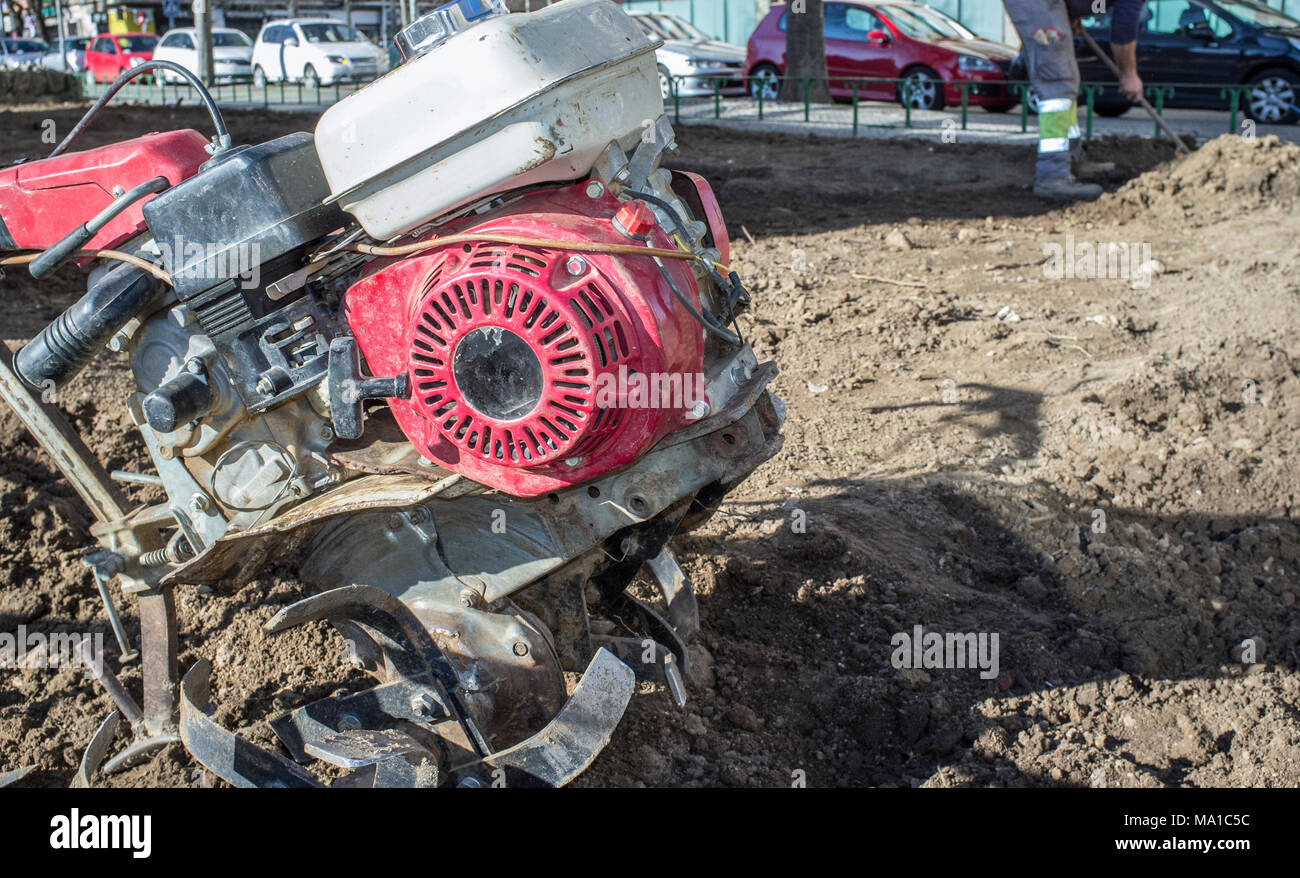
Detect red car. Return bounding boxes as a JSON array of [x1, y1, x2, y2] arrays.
[[746, 1, 1018, 111], [84, 32, 158, 83]]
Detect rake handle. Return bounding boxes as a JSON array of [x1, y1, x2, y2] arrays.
[[1078, 29, 1192, 154]]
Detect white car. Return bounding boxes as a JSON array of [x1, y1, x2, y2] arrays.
[[629, 11, 746, 100], [152, 28, 254, 83], [251, 19, 384, 88]]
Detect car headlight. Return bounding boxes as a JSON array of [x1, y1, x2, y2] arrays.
[[957, 54, 998, 73], [327, 54, 348, 65]]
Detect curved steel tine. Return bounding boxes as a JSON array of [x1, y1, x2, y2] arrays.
[[71, 711, 121, 789], [0, 765, 37, 788], [102, 734, 182, 775], [265, 586, 446, 676], [453, 647, 635, 789], [264, 585, 493, 758], [179, 660, 324, 789]]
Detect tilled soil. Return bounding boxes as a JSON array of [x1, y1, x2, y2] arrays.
[[2, 105, 1298, 787]]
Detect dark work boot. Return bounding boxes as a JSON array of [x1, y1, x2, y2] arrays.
[[1033, 175, 1103, 199]]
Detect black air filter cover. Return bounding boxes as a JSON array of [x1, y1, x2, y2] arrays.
[[142, 133, 349, 413], [142, 132, 345, 302]]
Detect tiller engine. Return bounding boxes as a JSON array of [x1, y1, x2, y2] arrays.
[[0, 0, 782, 788]]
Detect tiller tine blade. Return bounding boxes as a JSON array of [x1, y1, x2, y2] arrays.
[[264, 584, 491, 757], [450, 647, 635, 789], [179, 659, 325, 789]]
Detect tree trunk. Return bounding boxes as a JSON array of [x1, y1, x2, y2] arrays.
[[780, 0, 830, 103]]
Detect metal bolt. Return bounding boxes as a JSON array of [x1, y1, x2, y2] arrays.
[[338, 713, 362, 730], [459, 587, 481, 609], [184, 357, 204, 375], [318, 423, 335, 443], [512, 641, 529, 657], [188, 494, 210, 516], [585, 180, 605, 199], [410, 693, 437, 720], [564, 457, 582, 468], [256, 376, 275, 395], [387, 513, 405, 532], [565, 255, 587, 277]]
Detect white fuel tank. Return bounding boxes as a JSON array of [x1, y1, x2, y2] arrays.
[[314, 0, 663, 240]]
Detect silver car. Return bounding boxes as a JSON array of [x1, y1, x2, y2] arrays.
[[629, 12, 746, 100], [0, 38, 49, 69], [39, 37, 89, 73]]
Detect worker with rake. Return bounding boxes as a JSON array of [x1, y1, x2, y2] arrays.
[[1003, 0, 1145, 199]]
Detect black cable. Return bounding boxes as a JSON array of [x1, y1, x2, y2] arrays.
[[50, 60, 230, 158], [653, 256, 741, 347], [627, 188, 747, 345], [625, 188, 693, 240]]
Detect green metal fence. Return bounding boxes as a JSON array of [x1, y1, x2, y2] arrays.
[[86, 72, 1275, 140], [85, 74, 380, 110], [668, 73, 1277, 137]]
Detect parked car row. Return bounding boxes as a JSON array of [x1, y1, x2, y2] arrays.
[[7, 17, 387, 86], [13, 0, 1297, 124], [649, 0, 1300, 125]]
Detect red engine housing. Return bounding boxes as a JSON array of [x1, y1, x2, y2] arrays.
[[344, 184, 708, 497], [0, 129, 210, 252]]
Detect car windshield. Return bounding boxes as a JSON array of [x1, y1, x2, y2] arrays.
[[5, 39, 48, 53], [117, 35, 157, 52], [1212, 0, 1300, 28], [635, 16, 669, 38], [299, 23, 367, 43], [650, 14, 710, 41], [879, 5, 952, 39], [65, 38, 90, 50], [905, 5, 977, 38], [213, 31, 252, 47]]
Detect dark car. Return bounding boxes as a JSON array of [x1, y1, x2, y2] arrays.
[[1013, 0, 1300, 124]]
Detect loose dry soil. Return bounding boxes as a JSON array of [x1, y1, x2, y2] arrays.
[[2, 105, 1298, 787]]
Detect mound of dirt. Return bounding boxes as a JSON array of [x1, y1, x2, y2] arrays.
[[1103, 133, 1300, 221]]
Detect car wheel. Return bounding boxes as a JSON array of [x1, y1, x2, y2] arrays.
[[303, 64, 321, 89], [1243, 68, 1299, 125], [1021, 85, 1040, 115], [899, 67, 944, 111], [748, 63, 781, 101], [658, 64, 674, 101], [253, 65, 266, 88]]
